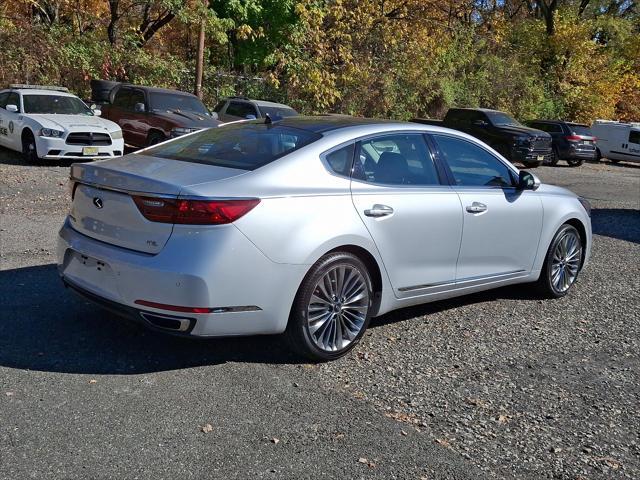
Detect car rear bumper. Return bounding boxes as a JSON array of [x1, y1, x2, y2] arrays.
[[57, 217, 308, 337]]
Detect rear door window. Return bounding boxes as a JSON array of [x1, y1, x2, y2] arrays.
[[352, 134, 440, 186], [143, 122, 321, 170], [568, 124, 593, 136], [226, 101, 258, 119]]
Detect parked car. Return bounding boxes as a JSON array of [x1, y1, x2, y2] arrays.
[[213, 96, 298, 122], [97, 82, 221, 148], [591, 120, 640, 165], [525, 120, 597, 167], [413, 108, 552, 167], [0, 84, 124, 163], [58, 116, 592, 361]]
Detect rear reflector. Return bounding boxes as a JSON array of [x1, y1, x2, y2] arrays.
[[132, 196, 260, 225], [565, 135, 583, 141], [135, 299, 212, 313]]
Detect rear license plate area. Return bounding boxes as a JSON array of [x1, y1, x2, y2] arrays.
[[63, 250, 121, 301]]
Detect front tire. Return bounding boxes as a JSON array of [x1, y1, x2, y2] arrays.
[[285, 252, 373, 361], [147, 131, 165, 146], [535, 224, 583, 298], [22, 131, 40, 164]]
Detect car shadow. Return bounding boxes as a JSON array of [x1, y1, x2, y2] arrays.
[[0, 263, 551, 375], [0, 145, 92, 167], [591, 208, 640, 244], [0, 264, 304, 374]]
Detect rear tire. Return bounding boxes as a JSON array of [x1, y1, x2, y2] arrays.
[[595, 148, 602, 162], [535, 224, 583, 298], [285, 252, 373, 362], [610, 158, 621, 164], [549, 147, 560, 166], [567, 157, 584, 167], [22, 130, 40, 164]]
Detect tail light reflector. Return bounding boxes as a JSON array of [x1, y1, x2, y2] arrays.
[[132, 196, 260, 225], [135, 299, 212, 313], [565, 135, 582, 141]]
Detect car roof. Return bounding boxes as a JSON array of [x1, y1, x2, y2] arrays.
[[273, 115, 403, 133], [449, 107, 507, 114], [2, 88, 75, 97], [118, 84, 198, 98], [224, 97, 294, 109]]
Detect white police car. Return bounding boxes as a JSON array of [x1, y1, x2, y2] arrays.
[[0, 85, 124, 163]]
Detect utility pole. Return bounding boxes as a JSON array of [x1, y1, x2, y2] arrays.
[[194, 2, 206, 99]]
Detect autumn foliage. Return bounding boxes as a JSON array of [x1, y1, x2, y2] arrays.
[[1, 0, 638, 123]]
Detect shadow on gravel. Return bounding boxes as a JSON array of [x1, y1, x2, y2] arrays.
[[0, 146, 85, 167], [0, 262, 549, 375], [591, 208, 640, 244], [0, 264, 303, 375]]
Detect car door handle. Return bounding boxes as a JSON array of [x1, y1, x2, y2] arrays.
[[466, 202, 487, 214], [364, 204, 394, 217]]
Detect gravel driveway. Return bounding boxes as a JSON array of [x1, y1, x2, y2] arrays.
[[1, 148, 638, 479]]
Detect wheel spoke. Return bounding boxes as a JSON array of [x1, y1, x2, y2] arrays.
[[306, 263, 369, 353]]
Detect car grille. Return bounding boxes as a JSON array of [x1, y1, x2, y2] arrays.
[[65, 132, 112, 146], [532, 136, 552, 150]]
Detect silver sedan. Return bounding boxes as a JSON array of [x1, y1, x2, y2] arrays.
[[57, 116, 592, 360]]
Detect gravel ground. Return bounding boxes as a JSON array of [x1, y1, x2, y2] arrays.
[[1, 148, 639, 479]]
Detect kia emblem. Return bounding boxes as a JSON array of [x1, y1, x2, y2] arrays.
[[93, 197, 104, 209]]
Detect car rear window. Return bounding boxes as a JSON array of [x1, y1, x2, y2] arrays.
[[143, 122, 321, 170], [259, 106, 298, 120], [568, 124, 593, 137]]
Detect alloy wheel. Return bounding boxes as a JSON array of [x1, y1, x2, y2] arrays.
[[306, 265, 370, 352], [550, 230, 582, 293]]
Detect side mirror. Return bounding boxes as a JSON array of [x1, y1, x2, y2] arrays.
[[6, 104, 18, 113], [93, 109, 102, 117], [472, 119, 488, 128], [518, 170, 540, 190], [134, 102, 146, 113], [244, 114, 257, 120], [210, 111, 219, 120]]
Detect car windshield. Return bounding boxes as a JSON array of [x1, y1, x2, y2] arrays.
[[143, 122, 321, 170], [259, 106, 298, 120], [149, 92, 209, 115], [568, 124, 593, 136], [22, 95, 93, 115], [486, 111, 521, 127]]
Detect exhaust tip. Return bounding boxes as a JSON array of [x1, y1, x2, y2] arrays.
[[140, 312, 194, 332]]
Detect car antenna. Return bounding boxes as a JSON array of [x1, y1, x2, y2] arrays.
[[264, 113, 272, 125]]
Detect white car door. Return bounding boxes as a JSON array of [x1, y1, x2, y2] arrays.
[[2, 92, 23, 151], [350, 133, 463, 298], [430, 133, 543, 283], [0, 92, 11, 149]]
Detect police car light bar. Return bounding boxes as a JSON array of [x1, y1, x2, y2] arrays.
[[9, 84, 69, 92]]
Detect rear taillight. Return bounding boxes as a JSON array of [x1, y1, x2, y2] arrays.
[[565, 135, 582, 141], [132, 196, 260, 225]]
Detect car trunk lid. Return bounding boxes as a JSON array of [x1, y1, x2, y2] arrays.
[[69, 154, 248, 253]]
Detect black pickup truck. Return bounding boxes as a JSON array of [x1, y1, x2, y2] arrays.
[[413, 108, 552, 168]]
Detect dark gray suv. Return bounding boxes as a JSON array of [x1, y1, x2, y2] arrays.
[[213, 97, 298, 123], [525, 120, 597, 167]]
